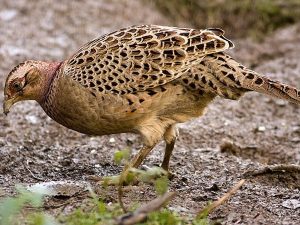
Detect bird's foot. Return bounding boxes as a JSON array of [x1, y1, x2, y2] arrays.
[[140, 165, 170, 179], [97, 165, 170, 187], [166, 170, 175, 180]]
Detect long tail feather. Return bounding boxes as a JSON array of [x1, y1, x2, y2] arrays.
[[240, 70, 300, 105], [205, 53, 300, 105]]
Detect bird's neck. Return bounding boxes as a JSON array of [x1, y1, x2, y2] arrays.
[[38, 61, 63, 103]]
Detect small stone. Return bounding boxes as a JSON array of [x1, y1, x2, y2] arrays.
[[292, 125, 300, 133], [257, 126, 266, 132], [72, 158, 79, 164], [0, 140, 5, 147], [281, 199, 300, 209], [0, 9, 18, 21], [90, 149, 97, 154], [168, 206, 189, 213], [109, 137, 115, 143], [275, 99, 287, 106], [25, 115, 39, 124], [27, 180, 90, 197], [95, 164, 101, 168]]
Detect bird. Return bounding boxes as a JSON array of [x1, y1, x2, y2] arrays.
[[3, 25, 300, 175]]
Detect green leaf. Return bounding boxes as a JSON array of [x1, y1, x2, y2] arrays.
[[114, 149, 130, 165], [147, 209, 182, 225], [0, 197, 25, 225], [97, 201, 107, 214], [154, 176, 169, 196], [27, 213, 59, 225]]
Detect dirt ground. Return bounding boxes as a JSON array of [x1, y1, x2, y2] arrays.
[[0, 0, 299, 224]]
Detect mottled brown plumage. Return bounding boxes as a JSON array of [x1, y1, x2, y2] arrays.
[[3, 25, 300, 172]]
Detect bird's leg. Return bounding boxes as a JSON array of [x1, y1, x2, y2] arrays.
[[118, 143, 158, 212], [161, 138, 176, 171], [121, 143, 157, 177], [100, 144, 157, 186], [161, 125, 178, 173], [131, 144, 157, 168], [118, 144, 157, 186]]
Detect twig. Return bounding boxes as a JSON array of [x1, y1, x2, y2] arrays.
[[243, 164, 300, 178], [23, 161, 45, 181], [115, 192, 176, 225], [197, 179, 245, 218]]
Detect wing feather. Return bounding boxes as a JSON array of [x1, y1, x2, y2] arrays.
[[63, 25, 234, 95]]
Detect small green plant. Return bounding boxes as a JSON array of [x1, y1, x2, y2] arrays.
[[27, 213, 58, 225], [154, 176, 169, 196], [113, 149, 130, 165], [0, 186, 56, 225], [147, 209, 183, 225], [60, 204, 122, 225]]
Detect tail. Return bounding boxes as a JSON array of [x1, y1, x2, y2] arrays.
[[239, 69, 300, 105], [205, 53, 300, 105]]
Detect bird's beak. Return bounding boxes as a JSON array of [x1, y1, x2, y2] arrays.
[[3, 97, 15, 115]]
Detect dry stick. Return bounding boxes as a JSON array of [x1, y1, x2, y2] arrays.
[[23, 161, 45, 181], [243, 164, 300, 178], [197, 179, 246, 218], [115, 192, 176, 225]]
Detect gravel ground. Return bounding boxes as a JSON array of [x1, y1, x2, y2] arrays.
[[0, 1, 299, 224]]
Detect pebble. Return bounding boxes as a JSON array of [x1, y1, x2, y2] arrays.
[[25, 115, 39, 124], [109, 137, 115, 143], [274, 99, 287, 106], [90, 149, 97, 154], [281, 199, 300, 209], [72, 158, 79, 164], [224, 119, 230, 126], [0, 9, 18, 21], [27, 180, 90, 197], [168, 206, 189, 213], [257, 126, 266, 132]]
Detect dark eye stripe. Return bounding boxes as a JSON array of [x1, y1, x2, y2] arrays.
[[23, 71, 30, 86], [24, 71, 30, 77]]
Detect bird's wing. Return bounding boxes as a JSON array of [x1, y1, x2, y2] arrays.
[[63, 25, 234, 95]]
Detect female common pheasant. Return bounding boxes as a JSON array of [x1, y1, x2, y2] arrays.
[[3, 25, 300, 173]]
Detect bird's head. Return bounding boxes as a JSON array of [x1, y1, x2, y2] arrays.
[[3, 60, 61, 115]]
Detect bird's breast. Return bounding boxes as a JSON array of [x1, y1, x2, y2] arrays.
[[41, 76, 140, 135]]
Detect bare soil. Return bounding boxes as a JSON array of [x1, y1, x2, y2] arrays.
[[0, 1, 299, 224]]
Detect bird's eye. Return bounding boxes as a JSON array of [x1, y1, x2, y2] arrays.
[[13, 82, 22, 91]]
